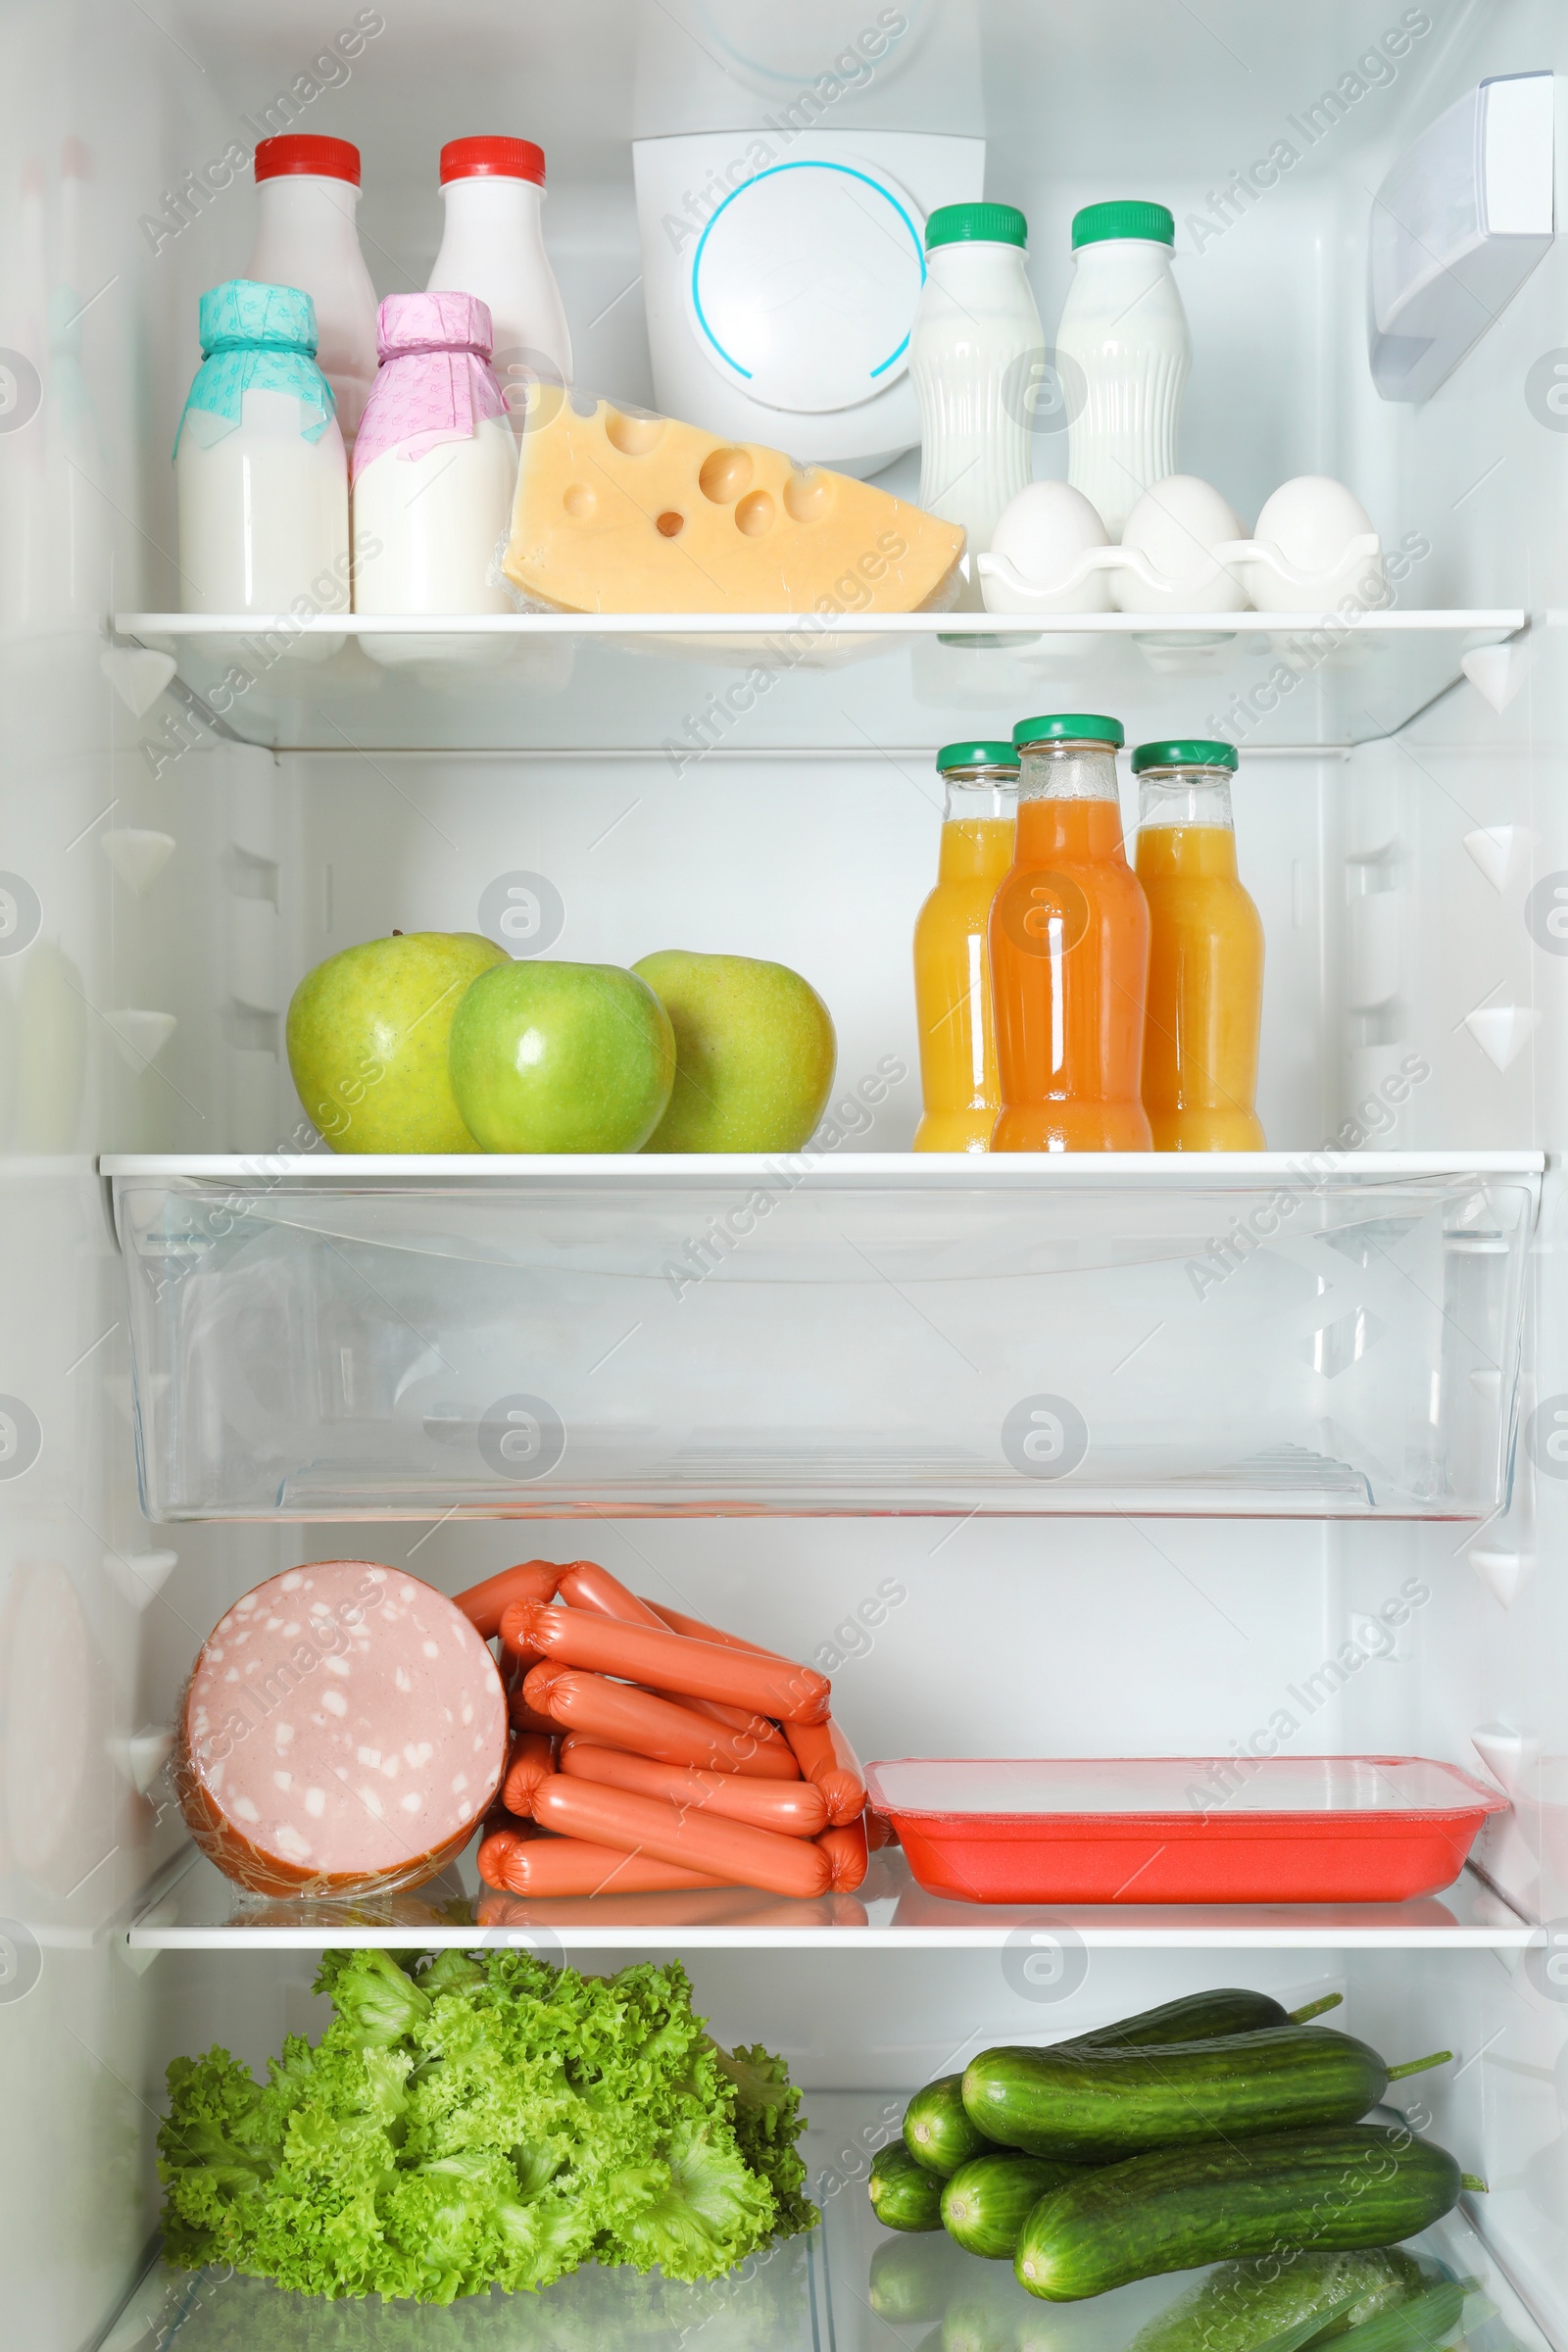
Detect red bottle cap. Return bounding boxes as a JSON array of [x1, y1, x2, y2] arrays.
[[439, 137, 546, 186], [255, 134, 361, 186]]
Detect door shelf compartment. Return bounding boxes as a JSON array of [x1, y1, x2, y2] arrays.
[[103, 1152, 1541, 1523], [127, 1847, 1532, 1952], [114, 2107, 1531, 2352], [112, 609, 1525, 756]]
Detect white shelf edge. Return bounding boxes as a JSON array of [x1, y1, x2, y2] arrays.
[[100, 1150, 1548, 1184], [113, 609, 1528, 639]]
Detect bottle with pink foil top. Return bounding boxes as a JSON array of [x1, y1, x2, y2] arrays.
[[351, 290, 516, 661]]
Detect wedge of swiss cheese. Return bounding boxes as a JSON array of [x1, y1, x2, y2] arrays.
[[502, 394, 965, 615]]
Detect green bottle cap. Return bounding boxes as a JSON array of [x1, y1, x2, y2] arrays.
[[937, 740, 1019, 773], [1131, 739, 1239, 773], [926, 202, 1028, 251], [1012, 713, 1125, 749], [1071, 201, 1175, 250]]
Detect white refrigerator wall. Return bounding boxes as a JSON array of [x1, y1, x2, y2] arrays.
[[1, 3, 1567, 2348]]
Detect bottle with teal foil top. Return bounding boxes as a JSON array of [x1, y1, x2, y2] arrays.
[[175, 279, 351, 619]]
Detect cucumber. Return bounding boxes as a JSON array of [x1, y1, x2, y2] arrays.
[[941, 2152, 1080, 2260], [1330, 2278, 1468, 2352], [964, 2025, 1395, 2161], [868, 2229, 974, 2321], [1013, 2125, 1464, 2301], [1127, 2248, 1427, 2352], [870, 2141, 946, 2231], [1070, 1988, 1341, 2051], [906, 2073, 999, 2177]]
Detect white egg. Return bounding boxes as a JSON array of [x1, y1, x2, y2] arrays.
[[1119, 476, 1247, 583], [1253, 476, 1377, 572], [989, 480, 1110, 586]]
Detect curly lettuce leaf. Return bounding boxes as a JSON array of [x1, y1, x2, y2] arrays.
[[160, 1947, 814, 2303]]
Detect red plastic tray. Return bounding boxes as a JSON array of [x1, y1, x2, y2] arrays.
[[863, 1756, 1506, 1905]]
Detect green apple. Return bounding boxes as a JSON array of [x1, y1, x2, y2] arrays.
[[632, 951, 837, 1152], [286, 931, 508, 1152], [447, 960, 675, 1152]]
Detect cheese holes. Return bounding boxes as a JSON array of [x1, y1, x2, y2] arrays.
[[734, 490, 775, 538], [698, 446, 754, 504], [563, 484, 595, 517], [783, 469, 831, 523], [604, 409, 665, 456], [656, 511, 685, 537]]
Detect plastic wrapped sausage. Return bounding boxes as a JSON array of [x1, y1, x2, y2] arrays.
[[816, 1813, 869, 1891], [477, 1824, 729, 1897], [782, 1714, 867, 1825], [502, 1598, 830, 1724], [557, 1560, 665, 1625], [645, 1688, 798, 1762], [176, 1561, 507, 1896], [501, 1731, 558, 1818], [531, 1772, 834, 1899], [648, 1598, 791, 1663], [522, 1664, 799, 1779], [560, 1740, 828, 1836], [454, 1559, 565, 1641]]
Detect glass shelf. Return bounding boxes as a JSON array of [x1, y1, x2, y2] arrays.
[[112, 608, 1526, 756], [126, 1848, 1534, 1953], [103, 1152, 1541, 1524], [100, 2104, 1542, 2352]]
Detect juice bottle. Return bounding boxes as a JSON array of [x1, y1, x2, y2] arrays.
[[989, 712, 1152, 1152], [912, 742, 1018, 1151], [1133, 738, 1265, 1150]]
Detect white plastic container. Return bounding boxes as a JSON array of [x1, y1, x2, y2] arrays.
[[174, 279, 350, 629], [1055, 199, 1190, 538], [352, 291, 517, 667], [909, 201, 1043, 607], [426, 136, 572, 404], [245, 134, 378, 443]]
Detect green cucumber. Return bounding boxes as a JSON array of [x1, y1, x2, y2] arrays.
[[941, 2152, 1080, 2260], [1128, 2248, 1427, 2352], [868, 2229, 973, 2321], [1013, 2125, 1464, 2302], [871, 2141, 946, 2231], [1070, 1988, 1343, 2051], [1330, 2278, 1468, 2352], [963, 2026, 1426, 2161], [906, 2073, 999, 2177]]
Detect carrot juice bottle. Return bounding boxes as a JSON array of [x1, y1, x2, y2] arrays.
[[989, 712, 1152, 1152], [1133, 738, 1265, 1150], [913, 741, 1019, 1151]]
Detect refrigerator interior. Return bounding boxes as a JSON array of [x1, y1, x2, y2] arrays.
[[0, 0, 1566, 2345]]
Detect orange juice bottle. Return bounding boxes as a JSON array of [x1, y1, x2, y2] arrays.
[[989, 712, 1152, 1152], [1133, 738, 1265, 1150], [913, 741, 1018, 1151]]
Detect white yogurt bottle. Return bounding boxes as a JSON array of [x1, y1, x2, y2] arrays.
[[426, 137, 572, 411], [175, 279, 350, 636], [352, 291, 517, 666], [246, 134, 378, 443], [1055, 200, 1189, 538], [909, 201, 1044, 609]]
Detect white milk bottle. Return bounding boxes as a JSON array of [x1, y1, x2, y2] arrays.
[[352, 291, 517, 667], [1055, 200, 1189, 538], [246, 134, 378, 443], [909, 202, 1043, 610], [426, 137, 572, 407], [175, 280, 350, 643]]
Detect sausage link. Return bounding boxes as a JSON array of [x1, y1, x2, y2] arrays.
[[501, 1732, 558, 1818], [557, 1560, 666, 1625], [816, 1814, 869, 1891], [521, 1664, 799, 1779], [647, 1598, 791, 1663], [560, 1741, 827, 1836], [478, 1827, 728, 1896], [503, 1598, 830, 1726], [782, 1714, 866, 1824], [531, 1774, 833, 1900], [455, 1560, 565, 1641]]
